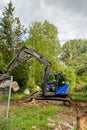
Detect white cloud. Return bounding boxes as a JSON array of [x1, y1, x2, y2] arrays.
[[0, 11, 2, 17], [0, 0, 87, 43]]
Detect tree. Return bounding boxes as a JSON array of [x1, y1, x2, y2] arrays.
[[27, 20, 60, 66], [0, 52, 5, 73], [64, 66, 76, 88], [0, 1, 28, 89], [61, 39, 87, 83], [0, 1, 26, 64], [26, 20, 61, 87]]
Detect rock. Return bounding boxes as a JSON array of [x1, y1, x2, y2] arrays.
[[32, 126, 37, 129], [35, 85, 41, 91], [48, 117, 55, 123], [12, 81, 20, 92], [48, 122, 56, 127], [0, 80, 20, 92], [0, 80, 10, 88], [62, 122, 74, 130], [24, 88, 30, 95]]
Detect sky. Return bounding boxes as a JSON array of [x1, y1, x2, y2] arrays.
[[0, 0, 87, 43]]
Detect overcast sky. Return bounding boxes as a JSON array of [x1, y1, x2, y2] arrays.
[[0, 0, 87, 43]]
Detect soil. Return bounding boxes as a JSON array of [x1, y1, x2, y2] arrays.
[[0, 98, 87, 130]]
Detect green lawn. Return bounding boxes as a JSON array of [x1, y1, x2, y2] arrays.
[[0, 105, 62, 130]]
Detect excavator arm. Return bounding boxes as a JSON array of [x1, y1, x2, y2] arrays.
[[2, 46, 51, 95]]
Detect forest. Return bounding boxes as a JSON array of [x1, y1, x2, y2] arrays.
[[0, 1, 87, 92]]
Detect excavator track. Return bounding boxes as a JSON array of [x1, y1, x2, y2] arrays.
[[28, 92, 71, 106]]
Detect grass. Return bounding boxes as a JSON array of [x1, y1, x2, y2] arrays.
[[71, 93, 87, 100], [0, 105, 62, 130], [75, 84, 87, 93], [71, 84, 87, 100], [0, 94, 8, 102], [11, 92, 29, 100]]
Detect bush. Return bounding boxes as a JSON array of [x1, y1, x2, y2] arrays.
[[64, 66, 76, 90], [79, 74, 87, 83], [11, 64, 28, 89]]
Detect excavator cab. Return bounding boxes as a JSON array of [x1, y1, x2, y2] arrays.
[[47, 73, 58, 92], [47, 72, 70, 96]]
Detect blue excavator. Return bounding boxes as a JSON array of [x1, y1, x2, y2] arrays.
[[0, 46, 71, 104]]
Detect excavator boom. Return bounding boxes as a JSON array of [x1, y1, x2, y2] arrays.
[[6, 46, 51, 74], [1, 46, 51, 95]]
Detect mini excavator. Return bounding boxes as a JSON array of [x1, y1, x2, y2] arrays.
[[0, 46, 71, 104]]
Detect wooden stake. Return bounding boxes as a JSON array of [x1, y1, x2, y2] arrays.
[[77, 115, 86, 130]]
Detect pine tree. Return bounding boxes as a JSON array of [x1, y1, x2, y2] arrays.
[[0, 1, 26, 63]]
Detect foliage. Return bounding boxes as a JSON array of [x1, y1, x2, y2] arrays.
[[61, 39, 87, 70], [0, 1, 27, 88], [0, 105, 61, 130], [0, 52, 5, 72], [61, 39, 87, 84], [26, 20, 61, 88], [64, 66, 76, 89], [78, 74, 87, 83], [0, 1, 26, 64], [11, 64, 29, 88]]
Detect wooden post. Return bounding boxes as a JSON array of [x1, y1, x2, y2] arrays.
[[77, 115, 86, 130]]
